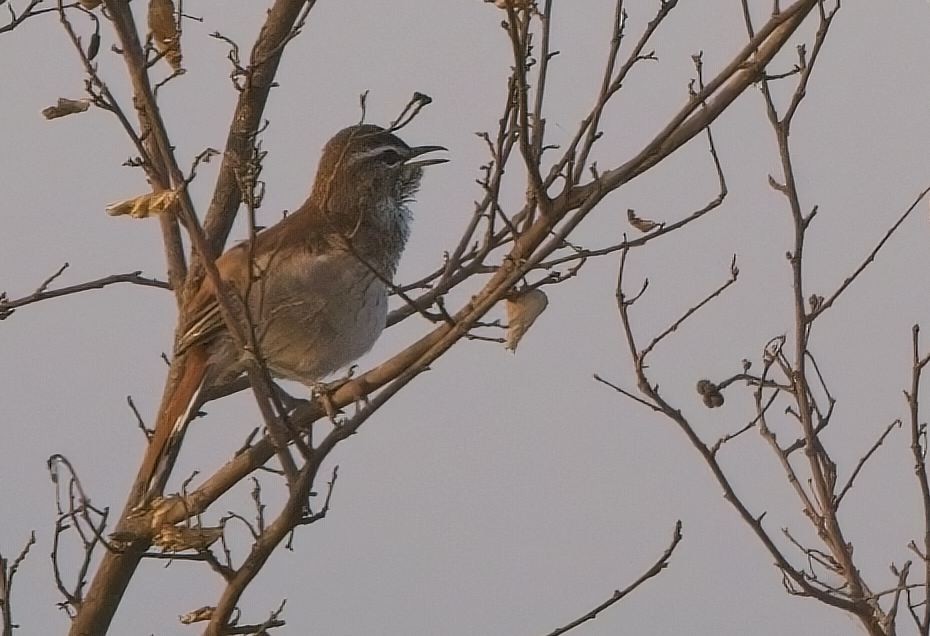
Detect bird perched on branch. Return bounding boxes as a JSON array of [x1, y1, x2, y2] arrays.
[[138, 124, 447, 500]]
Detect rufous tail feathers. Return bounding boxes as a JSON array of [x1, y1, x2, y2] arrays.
[[137, 346, 209, 503]]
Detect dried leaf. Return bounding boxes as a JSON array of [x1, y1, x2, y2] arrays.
[[180, 606, 214, 625], [627, 208, 663, 233], [153, 524, 223, 552], [87, 32, 100, 60], [77, 0, 102, 9], [148, 0, 182, 71], [493, 0, 533, 8], [106, 190, 179, 219], [41, 98, 91, 120], [505, 288, 548, 352]]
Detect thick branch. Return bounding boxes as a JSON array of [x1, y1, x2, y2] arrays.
[[200, 0, 319, 258]]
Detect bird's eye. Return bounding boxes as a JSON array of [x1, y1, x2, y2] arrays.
[[379, 149, 404, 166]]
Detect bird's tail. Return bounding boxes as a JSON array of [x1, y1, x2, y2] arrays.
[[136, 346, 209, 504]]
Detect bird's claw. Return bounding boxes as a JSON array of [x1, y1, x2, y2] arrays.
[[311, 367, 369, 424]]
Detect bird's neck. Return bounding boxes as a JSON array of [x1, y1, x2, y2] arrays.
[[353, 197, 411, 278], [294, 195, 411, 279]]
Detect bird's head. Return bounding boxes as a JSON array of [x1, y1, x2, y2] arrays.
[[311, 124, 447, 215]]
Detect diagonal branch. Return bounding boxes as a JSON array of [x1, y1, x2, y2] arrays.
[[542, 521, 683, 636], [564, 0, 820, 210], [834, 419, 901, 508], [810, 184, 930, 319], [200, 0, 319, 258], [640, 256, 738, 360]]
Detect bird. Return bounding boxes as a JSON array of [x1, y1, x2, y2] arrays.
[[138, 123, 447, 501]]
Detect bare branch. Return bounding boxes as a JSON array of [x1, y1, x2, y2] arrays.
[[593, 373, 662, 413], [0, 269, 168, 320], [0, 0, 65, 34], [640, 256, 738, 360], [907, 324, 930, 634], [543, 521, 683, 636], [811, 184, 930, 319], [200, 0, 321, 258], [834, 419, 901, 508], [610, 243, 859, 613], [0, 532, 36, 636]]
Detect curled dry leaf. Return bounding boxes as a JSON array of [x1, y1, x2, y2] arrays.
[[87, 32, 101, 60], [493, 0, 534, 8], [505, 288, 548, 352], [148, 0, 182, 71], [41, 98, 91, 120], [107, 190, 179, 219], [180, 606, 214, 625], [152, 523, 224, 552], [77, 0, 102, 9], [627, 208, 664, 233]]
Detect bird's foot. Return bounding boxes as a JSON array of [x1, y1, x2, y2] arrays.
[[311, 366, 369, 424]]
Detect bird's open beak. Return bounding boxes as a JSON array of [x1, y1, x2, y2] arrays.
[[406, 145, 449, 167]]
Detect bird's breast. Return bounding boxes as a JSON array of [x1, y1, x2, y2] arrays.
[[247, 251, 389, 383]]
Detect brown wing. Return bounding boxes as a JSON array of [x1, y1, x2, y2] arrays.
[[174, 206, 333, 356], [174, 245, 242, 356]]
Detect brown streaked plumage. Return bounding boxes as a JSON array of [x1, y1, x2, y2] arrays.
[[138, 124, 446, 500]]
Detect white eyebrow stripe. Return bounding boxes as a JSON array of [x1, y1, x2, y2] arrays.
[[348, 144, 407, 164]]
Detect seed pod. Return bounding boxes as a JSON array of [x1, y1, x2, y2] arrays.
[[702, 391, 725, 408], [696, 379, 715, 395]]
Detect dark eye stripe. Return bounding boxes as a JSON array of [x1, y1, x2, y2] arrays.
[[378, 148, 404, 165]]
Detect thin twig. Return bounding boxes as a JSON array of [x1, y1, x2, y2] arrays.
[[543, 521, 683, 636], [0, 531, 36, 636], [640, 257, 738, 360], [834, 419, 901, 507], [811, 184, 930, 319], [0, 270, 168, 320]]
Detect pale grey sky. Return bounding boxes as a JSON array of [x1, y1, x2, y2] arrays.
[[3, 1, 930, 634]]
